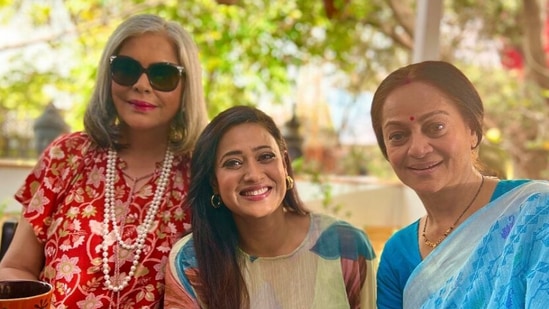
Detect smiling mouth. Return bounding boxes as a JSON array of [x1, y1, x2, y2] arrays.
[[409, 161, 442, 171], [241, 187, 270, 196]]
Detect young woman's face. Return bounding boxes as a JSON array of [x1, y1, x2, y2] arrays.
[[214, 123, 288, 221], [111, 32, 183, 135], [381, 82, 477, 194]]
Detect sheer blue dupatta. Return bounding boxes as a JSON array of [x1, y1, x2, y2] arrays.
[[404, 181, 549, 309]]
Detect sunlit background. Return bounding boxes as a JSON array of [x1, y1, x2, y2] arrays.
[[1, 0, 548, 254]]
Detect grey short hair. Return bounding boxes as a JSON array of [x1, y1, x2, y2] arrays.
[[83, 14, 208, 155]]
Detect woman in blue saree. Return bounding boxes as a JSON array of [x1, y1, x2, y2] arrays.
[[370, 60, 549, 308]]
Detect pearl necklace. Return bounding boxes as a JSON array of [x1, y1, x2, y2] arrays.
[[101, 148, 174, 292]]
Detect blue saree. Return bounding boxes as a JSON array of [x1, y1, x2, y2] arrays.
[[404, 180, 549, 308]]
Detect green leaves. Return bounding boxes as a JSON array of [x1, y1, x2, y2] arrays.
[[1, 0, 547, 177]]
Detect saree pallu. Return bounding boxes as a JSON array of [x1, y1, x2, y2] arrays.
[[404, 180, 549, 309]]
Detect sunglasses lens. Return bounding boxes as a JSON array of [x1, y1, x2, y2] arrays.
[[110, 56, 182, 91], [111, 57, 142, 86], [148, 64, 181, 91]]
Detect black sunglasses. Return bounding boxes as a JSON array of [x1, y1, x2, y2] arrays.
[[109, 55, 185, 92]]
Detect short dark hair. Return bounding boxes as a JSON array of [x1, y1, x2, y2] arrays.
[[370, 61, 484, 159]]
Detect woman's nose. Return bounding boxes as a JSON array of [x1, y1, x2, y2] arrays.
[[407, 134, 433, 158], [243, 161, 263, 181], [132, 72, 152, 92]]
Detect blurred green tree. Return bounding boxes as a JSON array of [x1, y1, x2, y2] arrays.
[[0, 0, 547, 178]]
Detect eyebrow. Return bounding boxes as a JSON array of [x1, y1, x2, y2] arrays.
[[218, 145, 273, 162], [383, 110, 450, 128]]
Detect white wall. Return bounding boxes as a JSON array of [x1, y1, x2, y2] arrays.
[[0, 160, 34, 213], [298, 178, 425, 229]]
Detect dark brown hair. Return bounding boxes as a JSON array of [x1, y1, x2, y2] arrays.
[[188, 105, 307, 308], [370, 61, 484, 159]]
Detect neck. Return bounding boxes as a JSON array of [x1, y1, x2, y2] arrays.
[[118, 124, 170, 152], [115, 146, 173, 185], [421, 175, 486, 250], [237, 211, 309, 257], [421, 173, 485, 224]]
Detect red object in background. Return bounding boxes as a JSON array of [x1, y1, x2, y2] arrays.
[[500, 44, 523, 70], [501, 0, 549, 71]]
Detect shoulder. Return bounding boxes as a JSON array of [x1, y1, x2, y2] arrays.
[[384, 221, 418, 248], [511, 180, 549, 213], [170, 233, 197, 270], [48, 131, 92, 150], [23, 132, 92, 183], [377, 221, 421, 300], [40, 132, 93, 161], [380, 220, 420, 264], [311, 213, 376, 260], [312, 213, 364, 238], [522, 179, 549, 191], [493, 179, 532, 198], [312, 213, 359, 231], [495, 179, 549, 203], [165, 233, 201, 307], [44, 131, 96, 171]]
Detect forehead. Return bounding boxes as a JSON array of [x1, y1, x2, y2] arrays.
[[117, 32, 178, 62], [382, 82, 461, 123], [217, 123, 278, 153]]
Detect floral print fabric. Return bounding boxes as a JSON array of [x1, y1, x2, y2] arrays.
[[15, 132, 191, 309]]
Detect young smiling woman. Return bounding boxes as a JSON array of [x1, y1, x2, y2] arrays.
[[164, 105, 378, 309]]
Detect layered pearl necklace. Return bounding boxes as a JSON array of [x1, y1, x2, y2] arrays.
[[101, 148, 174, 292]]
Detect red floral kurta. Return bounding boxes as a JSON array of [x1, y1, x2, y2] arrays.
[[15, 131, 191, 309]]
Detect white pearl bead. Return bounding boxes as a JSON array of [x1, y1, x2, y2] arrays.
[[101, 149, 173, 291]]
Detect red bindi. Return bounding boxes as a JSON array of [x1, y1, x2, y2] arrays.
[[409, 116, 415, 121]]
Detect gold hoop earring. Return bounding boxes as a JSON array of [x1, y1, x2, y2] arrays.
[[286, 176, 294, 190], [210, 194, 222, 208]]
